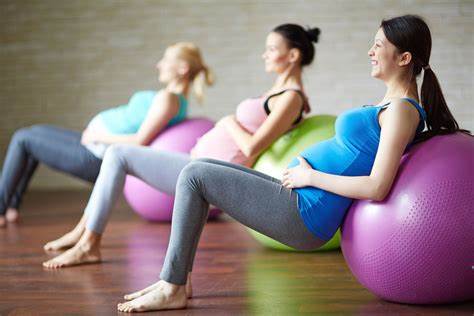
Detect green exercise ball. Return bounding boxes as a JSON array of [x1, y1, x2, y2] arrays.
[[249, 115, 341, 251]]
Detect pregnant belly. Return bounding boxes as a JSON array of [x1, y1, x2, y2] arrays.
[[192, 125, 248, 165]]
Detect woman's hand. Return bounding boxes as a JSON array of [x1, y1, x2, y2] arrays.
[[282, 156, 313, 189]]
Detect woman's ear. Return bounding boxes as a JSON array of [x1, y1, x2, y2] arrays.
[[178, 62, 190, 77], [288, 48, 301, 64], [398, 51, 412, 67]]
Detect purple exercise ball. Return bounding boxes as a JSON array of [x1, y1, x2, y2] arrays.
[[341, 133, 474, 304], [123, 118, 221, 221]]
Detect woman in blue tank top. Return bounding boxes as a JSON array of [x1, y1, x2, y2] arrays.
[[115, 15, 470, 313], [0, 42, 213, 227]]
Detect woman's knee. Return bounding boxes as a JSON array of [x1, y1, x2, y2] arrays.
[[178, 161, 210, 188], [11, 127, 34, 146], [102, 144, 130, 167]]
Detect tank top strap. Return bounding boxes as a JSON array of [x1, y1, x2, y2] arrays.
[[402, 98, 427, 121], [401, 98, 426, 134], [379, 98, 426, 134], [176, 93, 188, 108], [263, 89, 308, 125]]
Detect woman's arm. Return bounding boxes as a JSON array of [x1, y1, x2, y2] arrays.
[[83, 91, 180, 146], [282, 99, 420, 201], [221, 91, 304, 158]]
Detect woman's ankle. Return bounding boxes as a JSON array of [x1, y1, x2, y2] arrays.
[[76, 229, 102, 250], [161, 280, 186, 295]]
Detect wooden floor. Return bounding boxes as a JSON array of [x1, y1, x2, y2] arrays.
[[0, 190, 472, 315]]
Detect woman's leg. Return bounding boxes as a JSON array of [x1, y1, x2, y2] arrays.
[[4, 157, 37, 223], [43, 212, 89, 251], [85, 145, 191, 234], [162, 159, 324, 283], [0, 125, 102, 216], [43, 144, 191, 268], [118, 159, 324, 312]]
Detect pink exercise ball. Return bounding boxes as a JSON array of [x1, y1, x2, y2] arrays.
[[123, 118, 221, 221], [341, 133, 474, 304]]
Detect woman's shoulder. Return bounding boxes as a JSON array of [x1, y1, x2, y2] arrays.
[[153, 89, 181, 108], [387, 98, 422, 115]]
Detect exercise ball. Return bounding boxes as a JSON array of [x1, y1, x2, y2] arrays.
[[341, 133, 474, 304], [123, 118, 221, 221], [249, 115, 341, 251]]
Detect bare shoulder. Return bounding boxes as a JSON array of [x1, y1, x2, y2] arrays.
[[272, 89, 304, 109], [154, 90, 180, 108], [387, 98, 420, 117], [282, 89, 304, 102], [381, 98, 420, 133]]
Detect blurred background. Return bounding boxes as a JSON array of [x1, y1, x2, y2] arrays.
[[1, 0, 472, 189]]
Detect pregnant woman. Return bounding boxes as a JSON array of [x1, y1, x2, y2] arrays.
[[116, 15, 470, 313], [42, 23, 321, 270], [0, 42, 212, 227]]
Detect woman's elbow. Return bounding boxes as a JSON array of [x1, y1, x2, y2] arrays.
[[370, 183, 390, 202], [134, 135, 150, 146], [242, 144, 258, 158]]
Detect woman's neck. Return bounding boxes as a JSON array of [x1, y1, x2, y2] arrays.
[[165, 79, 190, 97], [271, 66, 303, 93], [380, 73, 419, 105]]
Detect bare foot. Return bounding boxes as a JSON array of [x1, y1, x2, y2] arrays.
[[5, 208, 19, 223], [118, 280, 187, 313], [42, 244, 101, 269], [43, 230, 83, 251], [0, 216, 6, 228], [124, 274, 193, 300], [44, 213, 88, 251]]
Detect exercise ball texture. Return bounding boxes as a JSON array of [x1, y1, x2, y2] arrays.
[[341, 133, 474, 304]]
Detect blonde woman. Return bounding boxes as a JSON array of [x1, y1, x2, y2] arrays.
[[0, 42, 212, 227]]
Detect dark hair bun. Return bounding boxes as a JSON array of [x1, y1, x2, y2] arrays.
[[306, 27, 321, 43]]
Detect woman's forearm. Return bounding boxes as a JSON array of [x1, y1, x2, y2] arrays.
[[308, 169, 384, 201], [225, 120, 256, 157], [96, 133, 143, 146]]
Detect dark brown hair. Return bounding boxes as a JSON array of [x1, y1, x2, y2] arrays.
[[272, 23, 320, 67], [381, 15, 471, 142]]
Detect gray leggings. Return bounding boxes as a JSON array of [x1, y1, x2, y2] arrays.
[[84, 144, 191, 234], [0, 125, 102, 215], [160, 158, 325, 285]]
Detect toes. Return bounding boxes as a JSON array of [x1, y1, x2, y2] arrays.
[[118, 302, 132, 312], [123, 292, 139, 300], [43, 260, 62, 269]]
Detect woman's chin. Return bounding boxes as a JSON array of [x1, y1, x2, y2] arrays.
[[370, 70, 380, 79]]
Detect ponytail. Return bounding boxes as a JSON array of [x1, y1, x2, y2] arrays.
[[416, 67, 470, 142], [171, 42, 214, 104], [192, 65, 214, 104], [380, 15, 471, 143]]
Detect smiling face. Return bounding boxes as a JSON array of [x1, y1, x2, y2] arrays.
[[155, 47, 189, 84], [262, 32, 296, 73], [368, 28, 412, 82]]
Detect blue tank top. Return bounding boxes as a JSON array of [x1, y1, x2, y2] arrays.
[[99, 90, 188, 134], [288, 98, 427, 241]]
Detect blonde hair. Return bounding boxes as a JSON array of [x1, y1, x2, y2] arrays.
[[170, 42, 214, 104]]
